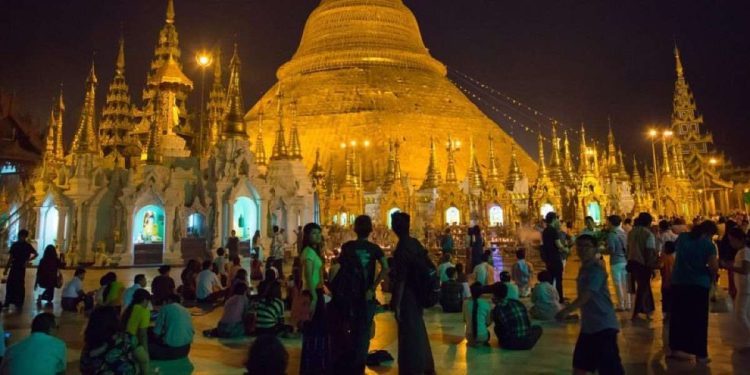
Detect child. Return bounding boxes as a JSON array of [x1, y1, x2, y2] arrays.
[[511, 248, 532, 297], [250, 253, 264, 281], [463, 282, 492, 347], [500, 271, 519, 300], [491, 282, 542, 350], [440, 267, 464, 313], [530, 270, 563, 321], [556, 234, 624, 374]]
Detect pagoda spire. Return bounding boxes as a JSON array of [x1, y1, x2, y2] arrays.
[[661, 136, 671, 175], [207, 46, 225, 149], [271, 85, 288, 160], [71, 61, 99, 154], [255, 109, 267, 166], [420, 136, 441, 189], [445, 136, 458, 184], [166, 0, 175, 24], [536, 133, 547, 179], [142, 115, 161, 164], [54, 86, 65, 160], [674, 44, 684, 78], [486, 134, 501, 183], [617, 148, 628, 179], [393, 140, 402, 181], [607, 124, 617, 169], [288, 100, 302, 159], [632, 156, 642, 187], [467, 137, 484, 190], [309, 148, 326, 188], [344, 142, 359, 187], [44, 109, 57, 161], [505, 143, 524, 191], [578, 125, 590, 173], [223, 43, 246, 138], [562, 130, 575, 176], [100, 34, 134, 157]]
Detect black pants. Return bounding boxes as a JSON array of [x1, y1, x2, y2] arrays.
[[61, 295, 93, 312], [546, 263, 564, 303], [40, 287, 55, 302], [148, 329, 190, 360], [4, 267, 26, 308], [630, 262, 654, 317], [573, 329, 624, 375], [669, 284, 709, 358], [499, 325, 543, 350]]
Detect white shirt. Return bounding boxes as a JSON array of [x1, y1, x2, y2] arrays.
[[735, 247, 750, 295], [213, 256, 228, 276], [122, 284, 143, 307], [154, 302, 194, 347], [438, 261, 455, 284], [196, 270, 221, 299], [0, 332, 66, 374], [61, 276, 83, 298]]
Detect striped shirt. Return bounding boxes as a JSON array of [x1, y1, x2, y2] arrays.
[[255, 298, 284, 329]]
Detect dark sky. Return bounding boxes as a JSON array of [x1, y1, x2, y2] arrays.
[[2, 0, 749, 164]]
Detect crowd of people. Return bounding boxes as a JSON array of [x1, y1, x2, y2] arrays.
[[0, 207, 748, 374]]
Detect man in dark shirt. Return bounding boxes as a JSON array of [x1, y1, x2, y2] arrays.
[[225, 230, 240, 259], [3, 229, 38, 310], [440, 267, 464, 312], [335, 215, 387, 373], [541, 212, 567, 303]]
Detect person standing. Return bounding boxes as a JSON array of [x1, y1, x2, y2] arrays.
[[717, 220, 739, 299], [556, 234, 625, 375], [252, 230, 263, 261], [226, 230, 240, 259], [3, 229, 38, 311], [300, 223, 329, 374], [469, 225, 485, 271], [669, 220, 719, 363], [541, 212, 567, 303], [441, 228, 454, 256], [626, 212, 657, 321], [722, 227, 750, 349], [213, 248, 229, 287], [606, 215, 630, 311], [35, 244, 62, 306], [331, 215, 387, 373], [390, 212, 435, 374]]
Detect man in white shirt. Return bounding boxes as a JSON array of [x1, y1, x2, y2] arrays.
[[61, 267, 93, 312], [0, 313, 66, 375], [196, 260, 223, 303], [150, 293, 194, 360], [123, 274, 147, 308], [438, 253, 455, 284]]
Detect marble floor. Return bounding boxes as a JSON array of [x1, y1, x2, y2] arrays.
[[1, 255, 748, 375]]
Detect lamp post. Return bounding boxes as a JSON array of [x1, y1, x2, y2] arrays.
[[648, 129, 662, 215], [195, 51, 212, 156]]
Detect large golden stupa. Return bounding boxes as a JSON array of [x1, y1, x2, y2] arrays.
[[245, 0, 537, 183]]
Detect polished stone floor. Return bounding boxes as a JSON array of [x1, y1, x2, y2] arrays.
[[1, 255, 748, 375]]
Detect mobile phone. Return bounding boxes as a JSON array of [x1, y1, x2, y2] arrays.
[[4, 332, 10, 339]]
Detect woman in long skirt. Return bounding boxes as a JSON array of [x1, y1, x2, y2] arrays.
[[299, 223, 329, 374], [3, 229, 38, 310]]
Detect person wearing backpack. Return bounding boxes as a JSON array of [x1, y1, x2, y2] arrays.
[[390, 211, 436, 375], [331, 215, 388, 374]]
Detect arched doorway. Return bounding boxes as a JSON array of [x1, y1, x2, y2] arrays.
[[233, 197, 258, 241], [133, 204, 165, 265], [540, 203, 554, 219], [586, 201, 602, 224], [39, 198, 59, 255], [445, 206, 460, 225], [387, 207, 401, 229], [489, 205, 504, 226], [187, 213, 206, 238]]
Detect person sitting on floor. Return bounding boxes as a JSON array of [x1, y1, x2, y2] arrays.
[[473, 251, 496, 286], [205, 283, 251, 338], [150, 293, 194, 360], [440, 267, 464, 313], [196, 260, 224, 304], [511, 248, 533, 297], [122, 289, 152, 354], [245, 334, 289, 375], [123, 274, 147, 308], [250, 253, 264, 282], [500, 271, 520, 301], [254, 271, 288, 336], [491, 282, 543, 350], [463, 282, 492, 347], [151, 265, 176, 307], [96, 272, 125, 314], [179, 259, 200, 301], [61, 267, 93, 313], [530, 270, 564, 321], [438, 253, 455, 285], [80, 306, 149, 374], [0, 313, 67, 374]]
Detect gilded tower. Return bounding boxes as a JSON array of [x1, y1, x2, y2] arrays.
[[245, 0, 537, 186], [99, 35, 134, 166]]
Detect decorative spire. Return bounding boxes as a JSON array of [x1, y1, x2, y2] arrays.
[[271, 85, 288, 160], [504, 143, 523, 191], [288, 100, 302, 159], [578, 125, 590, 173], [116, 33, 126, 75], [142, 115, 161, 164], [486, 134, 501, 183], [536, 133, 547, 179], [445, 136, 458, 184], [674, 44, 684, 78], [393, 140, 402, 181], [54, 86, 65, 160], [467, 137, 484, 190], [207, 46, 225, 149], [166, 0, 175, 24], [548, 124, 563, 184], [661, 136, 671, 175], [254, 109, 267, 166], [100, 34, 134, 157], [617, 148, 628, 179], [632, 156, 642, 187], [309, 148, 326, 188], [223, 43, 246, 138], [343, 142, 358, 187], [607, 123, 617, 169], [71, 60, 99, 154], [562, 130, 574, 176], [384, 139, 396, 187], [44, 109, 57, 160], [420, 136, 441, 189]]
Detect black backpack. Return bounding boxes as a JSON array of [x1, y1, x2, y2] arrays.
[[330, 252, 367, 319], [410, 242, 440, 308]]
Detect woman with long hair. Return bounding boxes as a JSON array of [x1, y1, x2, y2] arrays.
[[122, 289, 153, 355], [81, 306, 149, 374], [35, 244, 61, 306], [669, 220, 719, 363], [299, 222, 329, 374], [463, 282, 492, 346]]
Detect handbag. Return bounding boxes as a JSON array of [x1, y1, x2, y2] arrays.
[[56, 272, 63, 288]]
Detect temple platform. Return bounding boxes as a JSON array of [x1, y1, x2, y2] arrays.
[[1, 256, 747, 374]]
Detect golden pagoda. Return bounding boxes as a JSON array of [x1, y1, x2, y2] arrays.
[[244, 0, 537, 185]]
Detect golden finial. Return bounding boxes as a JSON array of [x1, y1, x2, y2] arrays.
[[674, 43, 684, 78], [166, 0, 175, 24], [116, 33, 126, 75]]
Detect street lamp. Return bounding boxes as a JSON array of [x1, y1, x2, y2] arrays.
[[195, 51, 213, 155]]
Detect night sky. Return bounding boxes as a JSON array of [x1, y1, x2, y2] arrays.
[[1, 0, 749, 165]]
